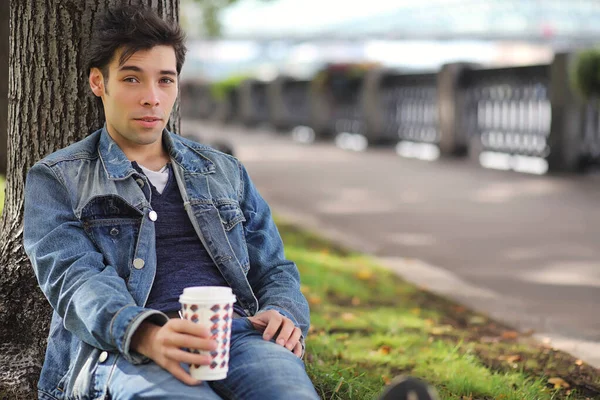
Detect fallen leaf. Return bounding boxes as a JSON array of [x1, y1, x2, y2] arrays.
[[548, 377, 570, 389], [382, 375, 391, 385], [506, 355, 521, 363], [411, 308, 421, 315], [501, 330, 519, 340], [351, 296, 361, 306], [308, 295, 322, 306], [575, 359, 584, 366], [461, 395, 473, 400], [341, 312, 356, 321], [356, 269, 373, 281], [300, 284, 310, 294], [378, 345, 392, 355], [454, 306, 466, 313]]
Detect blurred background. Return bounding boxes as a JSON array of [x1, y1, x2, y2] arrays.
[[176, 0, 600, 366], [178, 0, 600, 175]]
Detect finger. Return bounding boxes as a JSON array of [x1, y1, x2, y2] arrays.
[[167, 319, 211, 338], [285, 327, 302, 351], [292, 342, 303, 357], [274, 318, 295, 346], [262, 314, 283, 341], [165, 332, 218, 352], [167, 362, 201, 386], [247, 317, 268, 331], [165, 348, 213, 366]]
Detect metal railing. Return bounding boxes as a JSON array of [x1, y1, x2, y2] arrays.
[[462, 65, 551, 158]]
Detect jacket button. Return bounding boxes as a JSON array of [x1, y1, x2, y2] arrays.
[[133, 258, 145, 269], [135, 178, 145, 188], [110, 228, 119, 236], [149, 211, 158, 221], [98, 351, 108, 363]]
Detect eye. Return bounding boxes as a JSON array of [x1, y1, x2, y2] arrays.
[[160, 78, 175, 84], [123, 77, 139, 83]]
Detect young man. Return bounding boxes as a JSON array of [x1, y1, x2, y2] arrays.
[[23, 6, 318, 399]]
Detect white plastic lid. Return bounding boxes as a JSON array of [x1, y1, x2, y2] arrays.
[[179, 286, 236, 304]]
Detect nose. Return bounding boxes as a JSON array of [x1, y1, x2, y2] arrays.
[[141, 83, 160, 107]]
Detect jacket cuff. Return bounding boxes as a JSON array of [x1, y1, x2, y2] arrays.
[[111, 305, 169, 364]]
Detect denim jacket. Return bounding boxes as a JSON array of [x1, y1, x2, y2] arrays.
[[23, 128, 310, 400]]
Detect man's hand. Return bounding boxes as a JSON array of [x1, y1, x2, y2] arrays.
[[131, 319, 218, 385], [247, 310, 303, 357]]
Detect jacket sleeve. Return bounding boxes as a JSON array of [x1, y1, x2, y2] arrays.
[[237, 161, 311, 338], [23, 162, 168, 364]]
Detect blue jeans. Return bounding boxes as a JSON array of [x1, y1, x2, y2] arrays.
[[104, 318, 319, 399]]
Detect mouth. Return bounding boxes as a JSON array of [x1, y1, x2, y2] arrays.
[[135, 117, 162, 122], [134, 117, 163, 128]]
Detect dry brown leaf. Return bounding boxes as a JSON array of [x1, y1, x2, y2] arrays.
[[356, 269, 373, 281], [461, 396, 473, 400], [575, 359, 584, 366], [308, 295, 322, 306], [454, 306, 466, 313], [411, 308, 421, 315], [382, 375, 391, 385], [548, 377, 570, 389], [341, 312, 356, 321], [506, 355, 521, 363], [351, 296, 361, 306], [501, 330, 519, 340], [300, 284, 310, 294], [378, 345, 392, 355]]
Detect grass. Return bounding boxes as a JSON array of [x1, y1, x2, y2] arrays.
[[276, 217, 600, 400]]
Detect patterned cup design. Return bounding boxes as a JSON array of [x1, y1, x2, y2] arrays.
[[181, 301, 234, 380]]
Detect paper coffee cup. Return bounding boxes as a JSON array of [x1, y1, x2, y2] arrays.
[[179, 286, 237, 381]]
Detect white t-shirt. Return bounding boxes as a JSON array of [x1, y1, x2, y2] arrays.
[[139, 163, 169, 194]]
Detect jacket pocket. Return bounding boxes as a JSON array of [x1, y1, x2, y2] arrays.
[[80, 195, 142, 279]]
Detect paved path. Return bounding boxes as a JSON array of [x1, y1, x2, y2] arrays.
[[182, 120, 600, 368]]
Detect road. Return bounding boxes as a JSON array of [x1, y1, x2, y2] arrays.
[[182, 119, 600, 367]]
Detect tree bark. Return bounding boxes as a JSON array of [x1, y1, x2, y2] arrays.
[[0, 0, 8, 176], [0, 1, 180, 398]]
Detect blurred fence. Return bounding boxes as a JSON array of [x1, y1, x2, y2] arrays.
[[181, 53, 599, 174]]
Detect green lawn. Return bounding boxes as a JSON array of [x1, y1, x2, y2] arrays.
[[276, 218, 600, 400]]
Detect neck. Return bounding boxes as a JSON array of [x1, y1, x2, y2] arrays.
[[106, 128, 170, 171]]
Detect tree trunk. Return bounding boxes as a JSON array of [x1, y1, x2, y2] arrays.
[[0, 0, 8, 176], [0, 1, 180, 398]]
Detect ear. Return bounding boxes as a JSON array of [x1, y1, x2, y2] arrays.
[[89, 68, 105, 97]]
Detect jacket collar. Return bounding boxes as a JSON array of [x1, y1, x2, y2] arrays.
[[98, 126, 215, 180]]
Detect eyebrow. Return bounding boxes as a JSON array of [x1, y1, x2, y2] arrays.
[[118, 65, 177, 76]]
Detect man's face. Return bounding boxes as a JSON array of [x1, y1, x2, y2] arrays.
[[90, 45, 178, 149]]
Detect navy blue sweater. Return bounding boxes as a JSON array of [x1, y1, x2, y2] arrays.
[[142, 164, 245, 317]]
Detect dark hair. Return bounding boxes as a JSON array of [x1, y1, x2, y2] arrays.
[[87, 5, 187, 78]]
